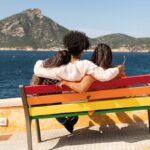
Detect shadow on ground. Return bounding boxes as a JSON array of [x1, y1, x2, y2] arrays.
[[43, 113, 150, 150]]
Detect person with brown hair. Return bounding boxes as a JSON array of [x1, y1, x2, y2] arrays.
[[31, 50, 71, 85], [31, 50, 78, 133]]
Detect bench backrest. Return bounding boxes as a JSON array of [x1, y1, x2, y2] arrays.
[[20, 74, 150, 118]]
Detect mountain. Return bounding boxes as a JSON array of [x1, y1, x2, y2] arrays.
[[0, 9, 69, 49], [0, 8, 150, 52], [91, 33, 150, 52]]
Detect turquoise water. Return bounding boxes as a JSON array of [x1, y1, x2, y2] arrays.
[[0, 51, 150, 99]]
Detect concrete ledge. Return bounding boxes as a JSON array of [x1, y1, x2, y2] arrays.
[[0, 97, 22, 108], [0, 98, 149, 134]]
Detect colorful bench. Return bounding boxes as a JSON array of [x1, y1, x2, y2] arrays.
[[19, 74, 150, 150]]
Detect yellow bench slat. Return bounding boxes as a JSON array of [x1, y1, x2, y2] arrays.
[[29, 96, 150, 117]]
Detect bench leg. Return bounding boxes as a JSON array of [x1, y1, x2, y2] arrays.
[[35, 119, 41, 142], [26, 118, 33, 150], [148, 109, 150, 133]]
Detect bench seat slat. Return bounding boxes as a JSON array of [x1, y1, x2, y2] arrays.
[[27, 86, 150, 105], [29, 96, 150, 117], [31, 106, 150, 119]]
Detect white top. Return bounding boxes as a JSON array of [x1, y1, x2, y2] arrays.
[[34, 59, 119, 82]]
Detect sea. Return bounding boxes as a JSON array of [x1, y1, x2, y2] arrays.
[[0, 51, 150, 99]]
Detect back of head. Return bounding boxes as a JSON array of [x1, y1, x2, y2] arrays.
[[43, 50, 71, 68], [63, 31, 90, 57], [91, 43, 112, 69]]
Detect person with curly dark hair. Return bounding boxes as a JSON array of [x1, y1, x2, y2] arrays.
[[59, 43, 126, 93], [63, 31, 90, 57]]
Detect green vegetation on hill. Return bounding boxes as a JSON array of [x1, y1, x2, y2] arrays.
[[91, 33, 150, 51], [0, 9, 69, 49]]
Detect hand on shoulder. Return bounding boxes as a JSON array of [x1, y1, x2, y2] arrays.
[[116, 65, 125, 77], [34, 60, 44, 69], [34, 60, 44, 75]]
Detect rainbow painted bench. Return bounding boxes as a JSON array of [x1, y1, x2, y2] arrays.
[[19, 74, 150, 150]]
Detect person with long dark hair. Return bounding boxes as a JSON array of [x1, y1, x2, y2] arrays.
[[31, 50, 71, 85], [31, 50, 78, 133], [91, 43, 113, 69]]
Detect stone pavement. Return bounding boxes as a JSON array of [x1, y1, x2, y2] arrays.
[[1, 123, 150, 150]]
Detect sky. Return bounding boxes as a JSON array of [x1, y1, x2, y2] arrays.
[[0, 0, 150, 38]]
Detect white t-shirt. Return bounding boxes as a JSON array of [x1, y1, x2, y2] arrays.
[[34, 59, 119, 82]]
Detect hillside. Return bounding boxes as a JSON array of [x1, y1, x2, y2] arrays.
[[0, 8, 150, 52], [0, 9, 69, 49], [91, 33, 150, 52]]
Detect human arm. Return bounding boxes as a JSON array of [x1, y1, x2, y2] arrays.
[[59, 75, 95, 93], [88, 65, 124, 82], [34, 60, 62, 80], [59, 75, 96, 116], [112, 64, 126, 78], [34, 59, 123, 82], [118, 68, 126, 77]]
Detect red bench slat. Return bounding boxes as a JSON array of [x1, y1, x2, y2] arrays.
[[24, 84, 71, 95], [24, 74, 150, 95], [89, 74, 150, 90]]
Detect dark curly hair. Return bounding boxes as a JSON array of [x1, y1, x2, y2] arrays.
[[63, 31, 90, 57], [91, 43, 112, 69]]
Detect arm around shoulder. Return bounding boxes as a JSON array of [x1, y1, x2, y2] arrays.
[[62, 75, 95, 93], [90, 67, 119, 82], [34, 60, 61, 80]]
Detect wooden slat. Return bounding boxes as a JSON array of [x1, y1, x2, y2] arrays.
[[24, 84, 70, 95], [29, 96, 150, 117], [24, 74, 150, 95], [27, 86, 150, 105], [31, 106, 150, 119], [89, 74, 150, 90]]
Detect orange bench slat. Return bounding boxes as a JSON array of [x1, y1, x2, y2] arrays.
[[27, 86, 150, 106]]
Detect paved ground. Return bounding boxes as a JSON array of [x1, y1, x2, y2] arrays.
[[1, 123, 150, 150]]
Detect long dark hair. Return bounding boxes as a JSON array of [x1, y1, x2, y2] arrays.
[[91, 43, 112, 69], [43, 50, 71, 68], [31, 50, 71, 85]]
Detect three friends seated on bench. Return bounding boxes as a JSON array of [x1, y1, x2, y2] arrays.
[[32, 31, 124, 133]]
